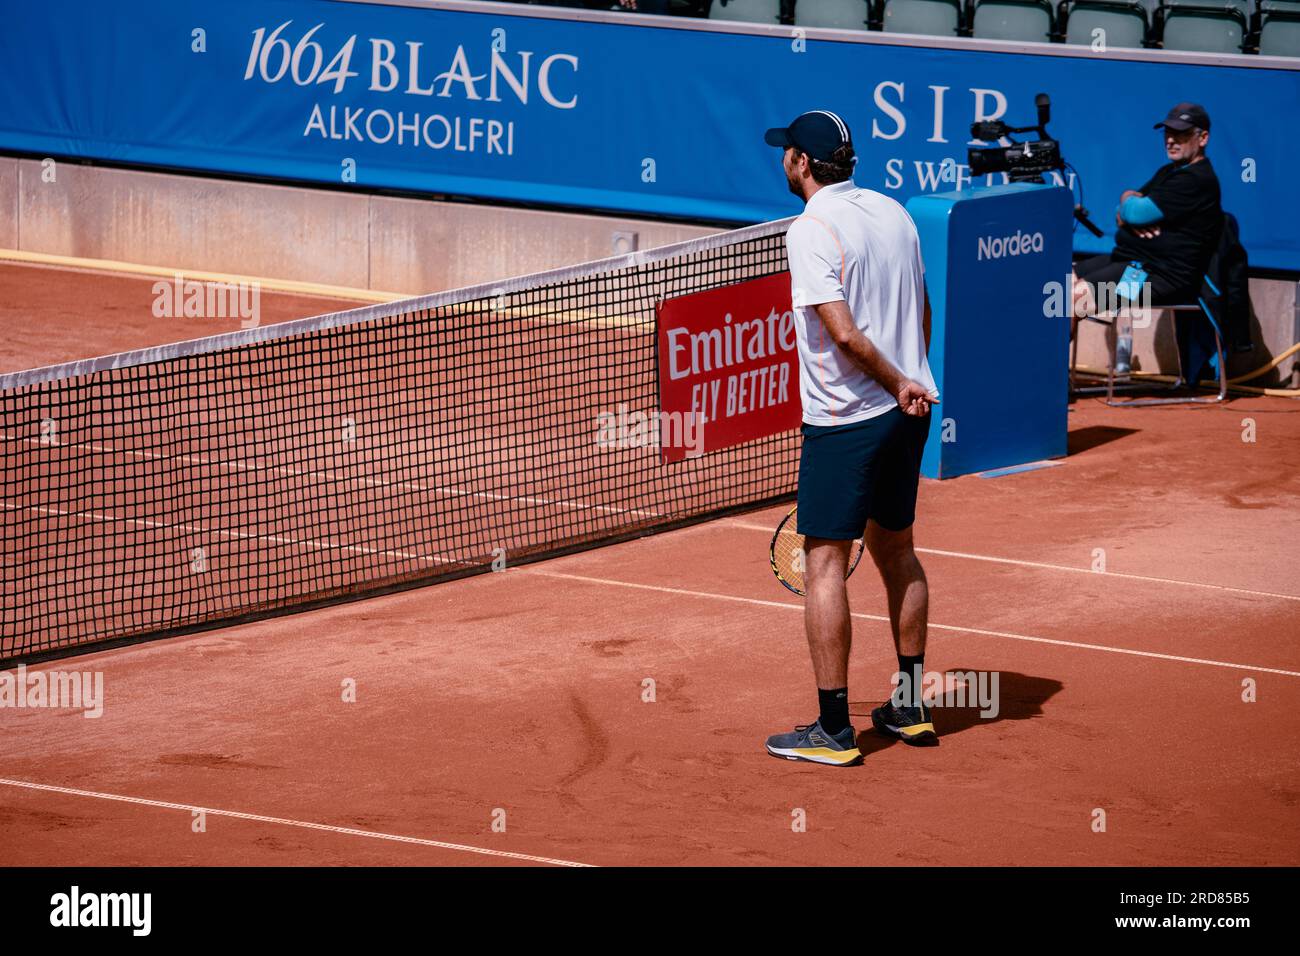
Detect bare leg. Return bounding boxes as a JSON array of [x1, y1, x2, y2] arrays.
[[865, 521, 928, 658], [802, 537, 853, 688], [1070, 269, 1095, 342], [763, 535, 864, 764]]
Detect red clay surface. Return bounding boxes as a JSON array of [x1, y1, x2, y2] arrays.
[[2, 264, 1300, 866], [0, 262, 363, 375]]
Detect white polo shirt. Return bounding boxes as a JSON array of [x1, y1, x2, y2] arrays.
[[784, 179, 938, 426]]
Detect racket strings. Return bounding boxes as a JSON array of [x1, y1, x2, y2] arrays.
[[769, 507, 866, 596], [771, 520, 810, 594]]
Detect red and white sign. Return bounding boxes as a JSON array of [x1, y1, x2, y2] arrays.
[[655, 271, 802, 464]]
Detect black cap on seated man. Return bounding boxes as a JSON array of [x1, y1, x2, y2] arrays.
[[1153, 102, 1210, 133]]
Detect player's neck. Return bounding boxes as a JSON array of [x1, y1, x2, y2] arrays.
[[801, 180, 824, 204]]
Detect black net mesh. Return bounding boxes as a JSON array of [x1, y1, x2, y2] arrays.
[[0, 220, 798, 661]]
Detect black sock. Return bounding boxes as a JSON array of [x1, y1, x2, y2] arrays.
[[818, 687, 850, 736], [897, 654, 925, 708]]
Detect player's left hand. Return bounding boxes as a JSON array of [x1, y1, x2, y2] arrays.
[[896, 380, 937, 417]]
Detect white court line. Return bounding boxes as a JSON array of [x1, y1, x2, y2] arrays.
[[723, 519, 1300, 603], [1, 430, 665, 521], [0, 777, 593, 868], [522, 568, 1300, 678]]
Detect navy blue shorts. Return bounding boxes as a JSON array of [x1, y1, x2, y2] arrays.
[[796, 408, 931, 540]]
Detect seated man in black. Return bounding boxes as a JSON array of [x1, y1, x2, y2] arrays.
[[1072, 103, 1222, 323]]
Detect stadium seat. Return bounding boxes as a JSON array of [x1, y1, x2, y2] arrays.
[[709, 0, 783, 23], [1064, 0, 1150, 46], [1121, 0, 1160, 40], [1159, 5, 1248, 51], [882, 0, 964, 33], [1161, 0, 1249, 13], [794, 0, 873, 28], [1258, 10, 1300, 52], [972, 0, 1057, 39]]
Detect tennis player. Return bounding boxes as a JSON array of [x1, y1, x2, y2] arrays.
[[762, 110, 940, 767]]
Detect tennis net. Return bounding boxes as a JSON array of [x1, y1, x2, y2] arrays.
[[0, 218, 798, 662]]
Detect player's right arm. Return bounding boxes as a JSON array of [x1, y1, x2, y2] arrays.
[[923, 285, 931, 353], [812, 300, 935, 417]]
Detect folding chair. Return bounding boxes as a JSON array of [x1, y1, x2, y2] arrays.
[[1069, 292, 1228, 406]]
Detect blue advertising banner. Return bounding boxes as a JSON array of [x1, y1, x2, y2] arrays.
[[1, 0, 1296, 269]]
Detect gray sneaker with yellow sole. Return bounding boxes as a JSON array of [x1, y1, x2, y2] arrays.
[[765, 719, 863, 766]]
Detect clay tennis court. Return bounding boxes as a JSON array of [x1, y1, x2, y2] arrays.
[[2, 261, 1298, 868]]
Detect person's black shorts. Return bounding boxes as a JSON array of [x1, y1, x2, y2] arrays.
[[1074, 253, 1198, 307], [796, 407, 930, 540]]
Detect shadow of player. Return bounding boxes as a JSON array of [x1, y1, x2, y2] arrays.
[[848, 668, 1063, 755]]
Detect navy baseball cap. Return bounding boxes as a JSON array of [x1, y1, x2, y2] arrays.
[[764, 110, 852, 162], [1154, 103, 1210, 132]]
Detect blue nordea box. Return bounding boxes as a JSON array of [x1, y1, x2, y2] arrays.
[[906, 183, 1073, 479]]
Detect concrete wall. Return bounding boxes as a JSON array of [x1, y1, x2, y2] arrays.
[[367, 197, 715, 294], [0, 157, 16, 249], [18, 160, 370, 288], [6, 159, 715, 294], [1239, 279, 1300, 388]]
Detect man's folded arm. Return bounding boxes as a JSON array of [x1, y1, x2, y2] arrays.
[[1119, 194, 1164, 226]]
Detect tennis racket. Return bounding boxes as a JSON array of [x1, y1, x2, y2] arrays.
[[769, 505, 865, 596]]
